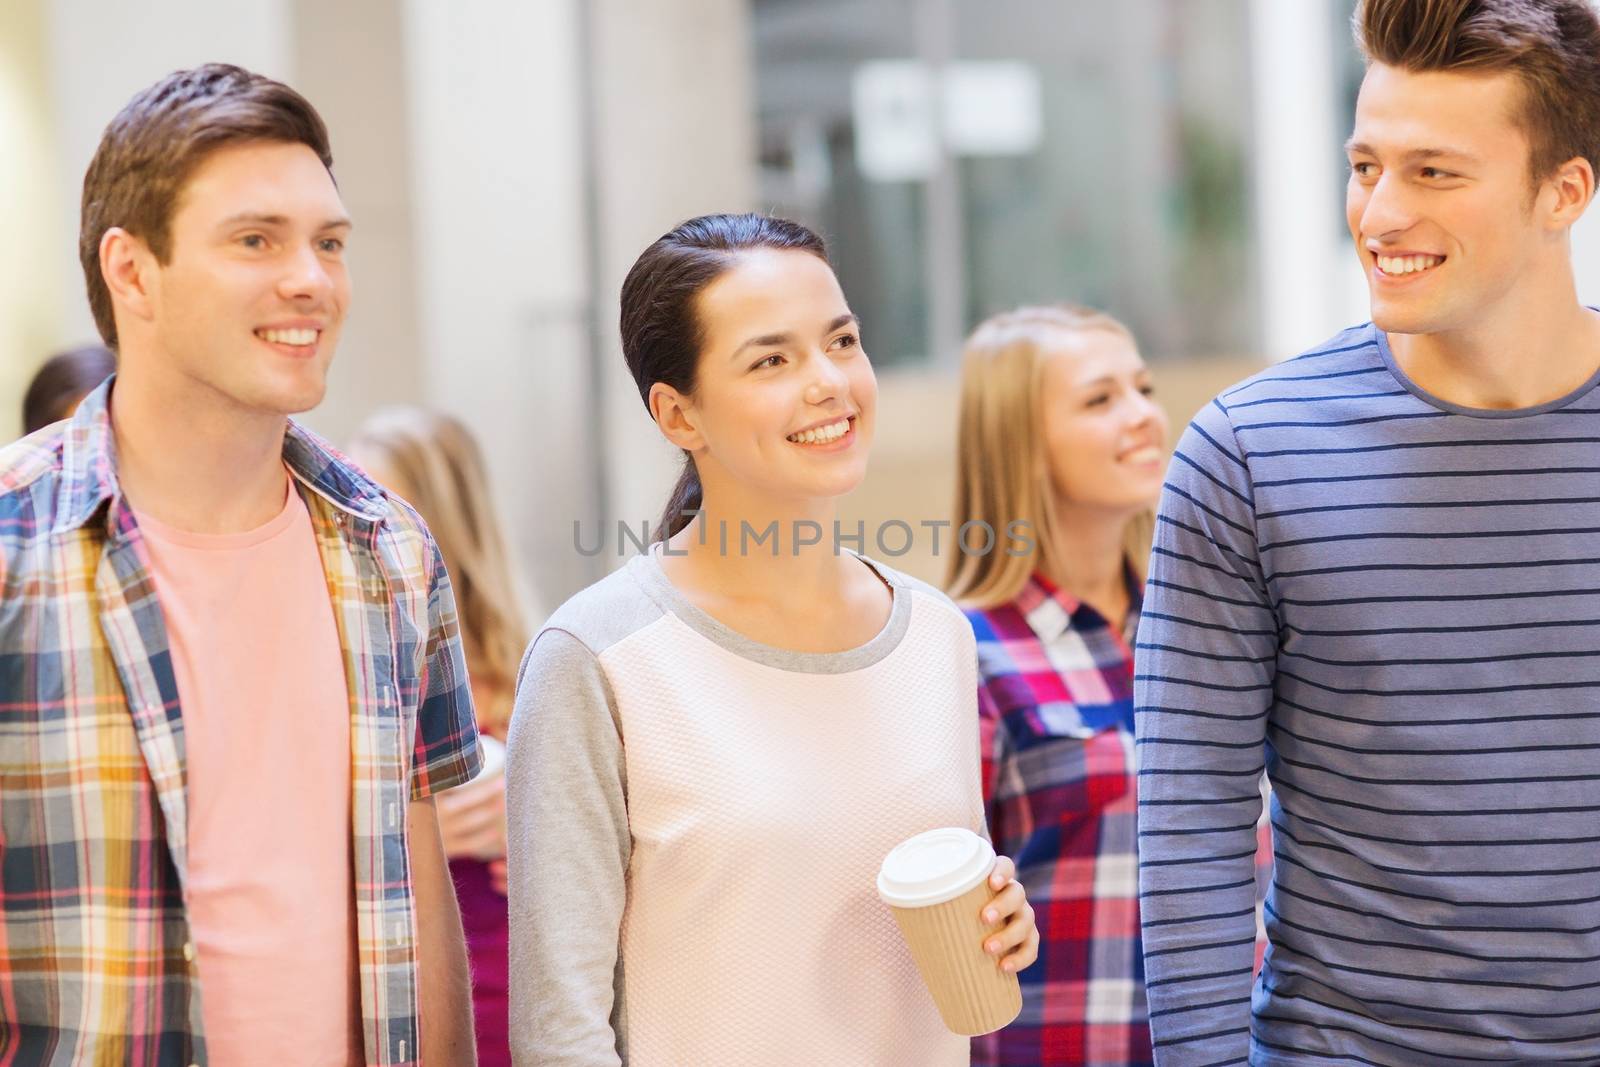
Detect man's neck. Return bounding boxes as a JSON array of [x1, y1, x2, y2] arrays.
[[111, 361, 291, 535], [1387, 270, 1600, 410]]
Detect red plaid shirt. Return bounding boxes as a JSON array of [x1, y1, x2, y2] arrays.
[[967, 572, 1270, 1066]]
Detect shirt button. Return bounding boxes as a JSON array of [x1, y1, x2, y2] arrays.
[[182, 941, 195, 962]]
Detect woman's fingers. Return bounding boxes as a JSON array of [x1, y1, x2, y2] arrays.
[[983, 897, 1032, 954], [979, 855, 1038, 973], [989, 854, 1016, 891], [1000, 916, 1041, 973], [981, 879, 1026, 927]]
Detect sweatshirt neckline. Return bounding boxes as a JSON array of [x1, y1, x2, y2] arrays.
[[631, 545, 912, 675], [1373, 316, 1600, 419]]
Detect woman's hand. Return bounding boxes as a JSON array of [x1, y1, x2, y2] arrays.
[[980, 855, 1039, 974], [434, 767, 507, 862]]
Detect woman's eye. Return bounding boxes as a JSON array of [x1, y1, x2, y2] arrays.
[[1139, 384, 1156, 397], [1350, 162, 1375, 178], [752, 354, 785, 371], [1085, 394, 1111, 408], [831, 333, 859, 351], [240, 234, 266, 249], [1420, 167, 1453, 180], [318, 237, 345, 253]]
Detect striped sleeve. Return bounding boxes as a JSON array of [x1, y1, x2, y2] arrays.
[[1135, 399, 1275, 1066]]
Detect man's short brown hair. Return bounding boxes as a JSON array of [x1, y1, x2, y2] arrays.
[[1356, 0, 1600, 183], [79, 64, 333, 349]]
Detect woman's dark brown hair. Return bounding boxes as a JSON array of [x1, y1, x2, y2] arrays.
[[22, 346, 117, 435], [618, 213, 829, 541], [79, 63, 333, 348], [1356, 0, 1600, 182]]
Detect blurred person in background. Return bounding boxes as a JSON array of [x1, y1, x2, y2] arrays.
[[0, 64, 479, 1065], [350, 405, 535, 1067], [506, 213, 1039, 1066], [1137, 0, 1600, 1062], [949, 306, 1268, 1066], [21, 343, 117, 434]]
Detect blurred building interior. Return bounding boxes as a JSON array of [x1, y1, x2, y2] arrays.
[[4, 0, 1599, 603]]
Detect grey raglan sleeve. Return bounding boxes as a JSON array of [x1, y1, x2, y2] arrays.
[[1135, 399, 1276, 1066], [506, 628, 629, 1067]]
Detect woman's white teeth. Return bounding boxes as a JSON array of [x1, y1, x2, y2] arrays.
[[258, 327, 318, 346], [788, 418, 850, 444], [1123, 446, 1162, 464], [1377, 254, 1444, 275]]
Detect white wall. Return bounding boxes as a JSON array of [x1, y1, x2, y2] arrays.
[[588, 0, 758, 542], [291, 0, 426, 445], [1247, 0, 1362, 359], [45, 0, 293, 348], [402, 0, 594, 605], [0, 0, 64, 438], [1576, 211, 1600, 307]]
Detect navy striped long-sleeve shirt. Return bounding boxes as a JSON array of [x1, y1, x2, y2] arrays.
[[1135, 322, 1600, 1066]]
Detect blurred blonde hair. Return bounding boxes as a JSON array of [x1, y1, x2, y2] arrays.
[[350, 407, 533, 735], [946, 305, 1154, 610]]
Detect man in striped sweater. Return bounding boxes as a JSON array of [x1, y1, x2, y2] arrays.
[[1135, 1, 1600, 1063]]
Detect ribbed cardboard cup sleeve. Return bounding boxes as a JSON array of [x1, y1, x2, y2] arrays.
[[885, 871, 1022, 1036]]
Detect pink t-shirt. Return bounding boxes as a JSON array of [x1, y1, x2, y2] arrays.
[[135, 476, 360, 1065]]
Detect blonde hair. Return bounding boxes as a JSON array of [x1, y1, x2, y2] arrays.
[[946, 305, 1155, 610], [349, 407, 533, 735]]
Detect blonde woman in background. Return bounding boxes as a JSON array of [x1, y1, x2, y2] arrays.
[[350, 407, 534, 1067], [948, 306, 1268, 1067]]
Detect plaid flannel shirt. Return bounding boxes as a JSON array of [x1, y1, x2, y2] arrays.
[[0, 381, 481, 1066], [967, 572, 1270, 1067]]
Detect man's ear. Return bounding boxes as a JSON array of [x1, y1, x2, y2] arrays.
[[1544, 155, 1596, 231], [649, 382, 705, 451], [99, 227, 159, 328]]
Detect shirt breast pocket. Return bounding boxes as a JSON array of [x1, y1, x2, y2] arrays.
[[1001, 698, 1137, 816]]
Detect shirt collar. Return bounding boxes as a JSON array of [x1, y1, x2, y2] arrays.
[[53, 375, 389, 537], [1018, 566, 1143, 645]]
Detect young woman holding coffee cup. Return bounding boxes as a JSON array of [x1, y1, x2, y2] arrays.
[[505, 213, 1038, 1066]]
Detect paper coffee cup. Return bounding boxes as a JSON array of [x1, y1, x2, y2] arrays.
[[877, 827, 1022, 1036]]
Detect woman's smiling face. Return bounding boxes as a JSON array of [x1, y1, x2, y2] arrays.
[[657, 247, 877, 505]]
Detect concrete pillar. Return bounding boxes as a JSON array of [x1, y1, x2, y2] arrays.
[[399, 0, 594, 607], [1248, 0, 1359, 358], [587, 0, 758, 555]]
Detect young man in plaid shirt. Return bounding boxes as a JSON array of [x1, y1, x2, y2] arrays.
[[0, 65, 480, 1065]]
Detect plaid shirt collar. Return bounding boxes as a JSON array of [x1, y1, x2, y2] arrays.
[[55, 376, 389, 537], [1015, 566, 1143, 646]]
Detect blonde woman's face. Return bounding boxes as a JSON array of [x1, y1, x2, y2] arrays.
[[1039, 332, 1168, 515], [673, 248, 876, 503]]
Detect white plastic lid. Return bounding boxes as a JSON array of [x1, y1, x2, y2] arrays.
[[877, 827, 995, 908]]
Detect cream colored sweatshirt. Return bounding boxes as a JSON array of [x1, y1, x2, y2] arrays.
[[505, 547, 984, 1066]]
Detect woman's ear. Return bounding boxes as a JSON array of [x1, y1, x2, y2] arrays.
[[650, 383, 705, 452]]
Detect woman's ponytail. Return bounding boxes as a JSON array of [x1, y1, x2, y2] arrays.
[[656, 455, 703, 542]]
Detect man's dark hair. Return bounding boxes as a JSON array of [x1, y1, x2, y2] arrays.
[[79, 64, 333, 348], [1356, 0, 1600, 182]]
